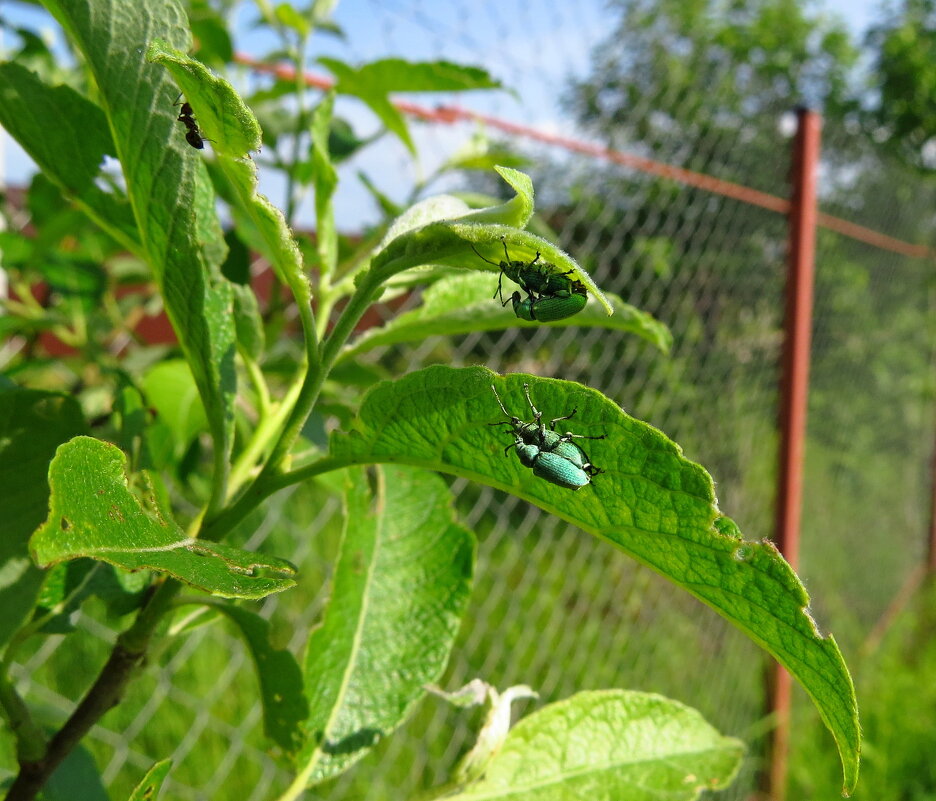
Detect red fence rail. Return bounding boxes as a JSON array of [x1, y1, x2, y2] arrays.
[[233, 55, 936, 797], [236, 53, 935, 261]]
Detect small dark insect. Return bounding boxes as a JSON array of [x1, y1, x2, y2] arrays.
[[174, 93, 210, 150]]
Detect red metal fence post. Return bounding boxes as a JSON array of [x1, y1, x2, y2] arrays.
[[765, 106, 822, 801]]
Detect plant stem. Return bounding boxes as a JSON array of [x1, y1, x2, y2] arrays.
[[227, 377, 304, 497], [201, 455, 346, 543], [258, 296, 323, 473], [4, 578, 182, 801], [0, 675, 45, 763], [242, 351, 272, 419]]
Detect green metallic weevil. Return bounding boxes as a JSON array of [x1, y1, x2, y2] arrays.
[[472, 239, 588, 323], [508, 289, 587, 323], [489, 383, 604, 490]]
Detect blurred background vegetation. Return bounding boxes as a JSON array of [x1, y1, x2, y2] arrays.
[[1, 0, 935, 799]]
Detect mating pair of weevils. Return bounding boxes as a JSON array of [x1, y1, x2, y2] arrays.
[[473, 240, 587, 322], [490, 384, 604, 490]]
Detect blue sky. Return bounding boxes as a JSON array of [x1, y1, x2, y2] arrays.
[[1, 0, 885, 229]]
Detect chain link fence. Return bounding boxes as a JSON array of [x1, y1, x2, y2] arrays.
[[5, 1, 935, 799]]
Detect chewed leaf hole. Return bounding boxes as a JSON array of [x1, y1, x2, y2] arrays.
[[733, 545, 753, 562]]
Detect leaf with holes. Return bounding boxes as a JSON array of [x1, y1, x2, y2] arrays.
[[30, 437, 296, 600], [127, 759, 172, 801]]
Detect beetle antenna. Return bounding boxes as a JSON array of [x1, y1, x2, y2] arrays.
[[489, 384, 511, 417], [522, 383, 543, 424], [561, 431, 606, 442], [471, 243, 500, 268]]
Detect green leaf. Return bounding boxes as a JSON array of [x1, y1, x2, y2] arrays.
[[0, 62, 140, 253], [189, 1, 234, 65], [147, 37, 307, 331], [445, 690, 743, 800], [145, 39, 261, 157], [213, 156, 309, 305], [323, 57, 502, 93], [127, 759, 172, 801], [373, 221, 611, 317], [293, 465, 475, 787], [376, 195, 472, 256], [319, 57, 501, 154], [311, 94, 339, 275], [458, 166, 535, 230], [206, 603, 307, 755], [141, 360, 208, 453], [275, 2, 312, 37], [113, 385, 149, 463], [32, 560, 148, 634], [329, 117, 373, 163], [30, 437, 296, 600], [39, 258, 106, 304], [221, 228, 251, 284], [340, 272, 670, 362], [157, 40, 309, 305], [373, 166, 535, 270], [31, 561, 106, 634], [357, 171, 403, 218], [43, 741, 110, 801], [231, 284, 266, 362], [0, 388, 86, 648], [329, 366, 860, 793], [442, 140, 531, 174], [42, 0, 238, 484]]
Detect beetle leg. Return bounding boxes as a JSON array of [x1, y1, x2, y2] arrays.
[[473, 244, 506, 303], [548, 409, 578, 430], [559, 435, 605, 475], [559, 436, 603, 476], [560, 429, 604, 441]]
